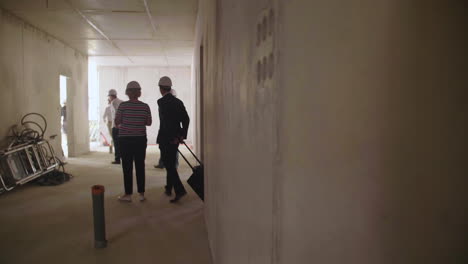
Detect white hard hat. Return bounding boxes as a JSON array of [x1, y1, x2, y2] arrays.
[[126, 81, 141, 90], [108, 89, 117, 96], [158, 76, 172, 87]]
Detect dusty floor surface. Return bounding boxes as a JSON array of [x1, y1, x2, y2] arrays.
[[0, 147, 212, 264]]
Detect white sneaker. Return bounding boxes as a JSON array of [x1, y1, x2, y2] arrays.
[[118, 195, 132, 202], [139, 193, 146, 202]]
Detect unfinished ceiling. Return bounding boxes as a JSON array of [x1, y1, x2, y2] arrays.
[[0, 0, 198, 66]]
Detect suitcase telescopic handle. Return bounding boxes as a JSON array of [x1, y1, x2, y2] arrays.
[[177, 142, 203, 170], [182, 142, 203, 166], [178, 150, 194, 170]]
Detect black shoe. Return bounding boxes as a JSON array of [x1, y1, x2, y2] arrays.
[[170, 191, 187, 203], [164, 187, 172, 196], [154, 164, 165, 169], [111, 161, 121, 164]]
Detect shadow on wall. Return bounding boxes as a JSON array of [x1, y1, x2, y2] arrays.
[[381, 1, 467, 262]]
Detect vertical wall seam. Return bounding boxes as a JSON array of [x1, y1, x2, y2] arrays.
[[271, 0, 283, 263]]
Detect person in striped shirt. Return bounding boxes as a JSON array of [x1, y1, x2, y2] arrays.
[[115, 81, 152, 202]]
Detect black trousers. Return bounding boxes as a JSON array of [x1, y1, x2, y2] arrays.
[[160, 143, 186, 195], [158, 145, 179, 168], [112, 127, 121, 162], [120, 136, 147, 195]]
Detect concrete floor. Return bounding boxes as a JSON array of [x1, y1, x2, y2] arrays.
[[0, 147, 212, 264]]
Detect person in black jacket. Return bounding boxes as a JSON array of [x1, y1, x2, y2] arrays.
[[154, 88, 180, 169], [157, 76, 189, 203]]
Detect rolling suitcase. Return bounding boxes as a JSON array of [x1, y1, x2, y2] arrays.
[[178, 143, 204, 201]]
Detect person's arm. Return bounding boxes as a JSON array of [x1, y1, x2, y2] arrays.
[[146, 104, 152, 126], [179, 101, 190, 140], [157, 99, 163, 126]]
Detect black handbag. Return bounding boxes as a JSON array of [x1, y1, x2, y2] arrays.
[[178, 143, 204, 201]]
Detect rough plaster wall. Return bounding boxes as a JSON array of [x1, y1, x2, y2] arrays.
[[195, 0, 280, 263], [98, 66, 194, 145], [0, 9, 89, 157], [279, 1, 467, 263], [197, 0, 467, 263]]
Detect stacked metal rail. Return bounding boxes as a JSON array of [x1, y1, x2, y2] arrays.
[[0, 113, 61, 194]]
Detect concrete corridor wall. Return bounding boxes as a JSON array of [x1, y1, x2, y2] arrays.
[[196, 0, 467, 263], [195, 0, 283, 262], [0, 9, 89, 157], [279, 1, 467, 263]]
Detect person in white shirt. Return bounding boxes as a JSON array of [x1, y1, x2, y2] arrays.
[[108, 89, 123, 164], [103, 99, 113, 153]]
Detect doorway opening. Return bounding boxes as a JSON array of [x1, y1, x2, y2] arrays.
[[59, 75, 68, 157]]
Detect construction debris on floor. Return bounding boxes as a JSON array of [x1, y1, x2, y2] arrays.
[[0, 113, 71, 194]]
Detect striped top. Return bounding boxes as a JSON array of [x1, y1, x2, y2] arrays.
[[115, 100, 152, 137]]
